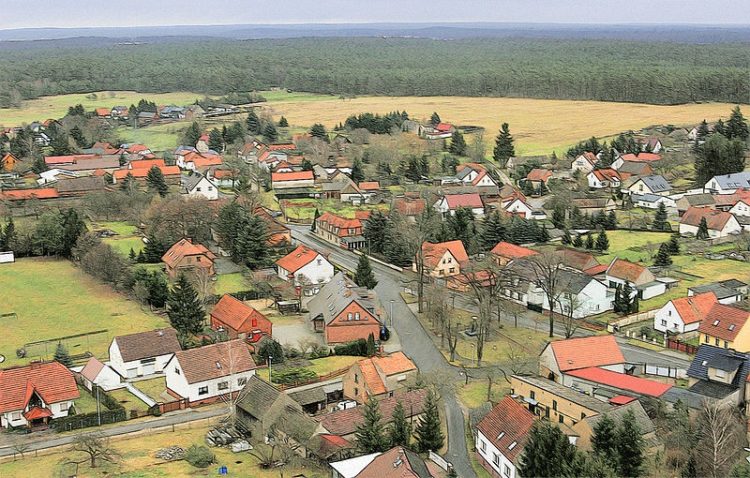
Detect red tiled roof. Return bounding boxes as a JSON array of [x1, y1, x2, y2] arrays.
[[355, 446, 431, 478], [95, 108, 110, 116], [318, 389, 427, 436], [211, 294, 270, 334], [444, 193, 483, 209], [126, 144, 149, 153], [393, 197, 426, 216], [435, 122, 453, 132], [681, 207, 735, 230], [591, 168, 620, 182], [490, 241, 537, 261], [24, 406, 53, 420], [620, 153, 662, 162], [114, 166, 180, 180], [584, 264, 609, 276], [606, 258, 649, 283], [268, 143, 297, 151], [476, 396, 535, 463], [609, 395, 637, 406], [358, 181, 380, 191], [130, 159, 166, 169], [422, 240, 469, 270], [184, 152, 223, 168], [578, 152, 598, 165], [161, 238, 216, 268], [272, 171, 314, 182], [44, 154, 98, 165], [0, 362, 79, 413], [0, 188, 59, 200], [698, 303, 750, 342], [555, 248, 599, 272], [358, 358, 387, 395], [372, 351, 416, 376], [276, 245, 323, 274], [670, 292, 718, 325], [526, 168, 553, 182], [567, 367, 672, 397], [317, 212, 362, 236], [550, 335, 625, 372]]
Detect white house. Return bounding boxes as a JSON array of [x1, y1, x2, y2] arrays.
[[79, 357, 121, 391], [631, 193, 676, 210], [729, 199, 750, 217], [704, 172, 750, 195], [679, 207, 742, 238], [433, 193, 485, 217], [624, 175, 672, 197], [456, 164, 498, 188], [641, 137, 663, 153], [275, 245, 334, 295], [271, 171, 314, 190], [527, 269, 612, 318], [538, 335, 626, 386], [587, 168, 621, 189], [475, 396, 535, 478], [109, 328, 181, 379], [653, 292, 718, 335], [181, 174, 219, 200], [165, 340, 258, 405], [605, 257, 666, 300], [571, 152, 598, 173], [504, 198, 534, 219]]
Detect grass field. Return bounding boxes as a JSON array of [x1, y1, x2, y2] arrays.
[[133, 377, 171, 403], [457, 380, 510, 409], [214, 272, 246, 295], [0, 258, 167, 367], [0, 421, 326, 478], [0, 91, 208, 127], [305, 355, 361, 375], [116, 123, 185, 152], [109, 388, 150, 414]]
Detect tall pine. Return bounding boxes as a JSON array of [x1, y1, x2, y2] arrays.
[[388, 401, 412, 448], [415, 389, 444, 452], [355, 397, 389, 453], [696, 217, 710, 240], [592, 414, 619, 470], [652, 203, 669, 231], [595, 230, 610, 252], [448, 130, 467, 155], [246, 110, 261, 135], [616, 409, 645, 478], [354, 254, 378, 289], [167, 274, 205, 336], [654, 243, 673, 267], [493, 122, 515, 166], [146, 166, 169, 197], [53, 342, 74, 368]]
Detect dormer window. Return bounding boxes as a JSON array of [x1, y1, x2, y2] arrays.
[[497, 431, 505, 440], [713, 320, 720, 326], [729, 324, 736, 331]]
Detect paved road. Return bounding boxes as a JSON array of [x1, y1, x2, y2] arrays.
[[290, 226, 477, 478]]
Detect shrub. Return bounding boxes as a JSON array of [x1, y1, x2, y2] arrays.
[[185, 445, 215, 468], [271, 367, 318, 385], [333, 339, 369, 356]]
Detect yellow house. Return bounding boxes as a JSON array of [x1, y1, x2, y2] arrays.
[[0, 153, 20, 171], [697, 303, 750, 352], [414, 240, 468, 278]]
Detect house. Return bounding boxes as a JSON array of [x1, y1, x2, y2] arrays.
[[555, 248, 600, 274], [181, 174, 218, 200], [475, 396, 535, 478], [704, 172, 750, 195], [166, 340, 258, 405], [0, 153, 21, 171], [685, 345, 750, 407], [679, 207, 741, 238], [490, 241, 537, 266], [307, 272, 382, 345], [331, 446, 441, 478], [416, 240, 468, 278], [275, 245, 335, 294], [688, 279, 747, 304], [314, 212, 366, 250], [605, 257, 665, 300], [614, 160, 654, 179], [176, 151, 223, 172], [587, 168, 621, 189], [630, 193, 676, 210], [527, 269, 612, 318], [573, 401, 657, 451], [654, 292, 718, 334], [210, 294, 272, 341], [524, 168, 553, 190], [624, 175, 672, 197], [456, 163, 498, 188], [272, 170, 314, 190], [392, 196, 426, 222], [343, 352, 417, 404], [614, 152, 662, 168], [570, 197, 617, 214], [95, 107, 111, 118], [79, 357, 121, 391], [54, 176, 108, 197], [539, 335, 625, 385], [254, 207, 292, 247], [108, 328, 181, 379], [565, 367, 672, 400], [433, 193, 485, 217], [698, 303, 750, 351], [112, 165, 181, 184], [571, 152, 598, 173], [640, 137, 663, 153], [195, 134, 210, 153], [0, 362, 79, 429], [161, 238, 216, 279], [503, 197, 535, 219], [676, 193, 715, 216]]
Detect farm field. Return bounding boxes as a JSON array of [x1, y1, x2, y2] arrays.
[[0, 258, 168, 367], [116, 122, 185, 152]]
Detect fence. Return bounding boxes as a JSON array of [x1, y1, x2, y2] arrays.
[[666, 338, 698, 355], [158, 399, 188, 414], [607, 310, 657, 333], [644, 364, 687, 379]]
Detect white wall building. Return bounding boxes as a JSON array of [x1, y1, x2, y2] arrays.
[[275, 245, 335, 295], [108, 329, 181, 380]]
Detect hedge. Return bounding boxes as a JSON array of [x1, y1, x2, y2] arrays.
[[52, 385, 127, 432]]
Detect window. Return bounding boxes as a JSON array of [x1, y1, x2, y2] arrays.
[[354, 312, 360, 321], [704, 335, 709, 343], [196, 187, 202, 192], [11, 412, 21, 421], [716, 369, 726, 378], [198, 386, 209, 396], [552, 400, 557, 411], [175, 367, 181, 375], [389, 391, 394, 398], [529, 391, 535, 400], [493, 453, 500, 466], [347, 313, 353, 321], [354, 373, 359, 384], [715, 338, 720, 346], [661, 319, 667, 326], [559, 415, 564, 424], [449, 267, 455, 273], [725, 341, 729, 349], [504, 464, 511, 477], [668, 310, 672, 317], [354, 387, 359, 397], [581, 412, 587, 419], [479, 440, 487, 452], [237, 377, 247, 387]]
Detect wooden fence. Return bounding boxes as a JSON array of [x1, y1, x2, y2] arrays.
[[666, 338, 698, 355]]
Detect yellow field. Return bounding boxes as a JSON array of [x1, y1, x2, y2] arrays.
[[260, 93, 735, 155], [0, 91, 208, 127]]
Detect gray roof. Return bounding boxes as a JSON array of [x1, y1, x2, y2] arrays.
[[687, 345, 750, 394], [559, 269, 600, 295], [638, 175, 671, 193], [289, 387, 327, 407], [512, 375, 611, 413], [662, 387, 706, 410], [617, 161, 651, 175], [689, 282, 742, 300], [584, 401, 655, 435], [707, 172, 750, 190], [181, 174, 215, 193], [688, 380, 738, 399], [55, 175, 107, 193], [307, 272, 380, 326], [631, 193, 663, 203], [720, 279, 747, 289], [680, 194, 715, 208]]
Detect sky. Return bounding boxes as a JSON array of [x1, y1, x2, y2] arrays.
[[1, 0, 749, 29]]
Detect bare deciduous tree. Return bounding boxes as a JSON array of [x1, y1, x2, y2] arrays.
[[694, 401, 746, 478], [68, 432, 119, 469], [559, 291, 582, 339], [525, 252, 565, 338], [189, 267, 215, 306]]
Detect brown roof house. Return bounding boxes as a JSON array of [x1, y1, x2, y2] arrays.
[[161, 238, 216, 279], [210, 294, 272, 341], [475, 396, 535, 478], [343, 352, 418, 404], [539, 335, 626, 386], [679, 207, 742, 239], [330, 446, 444, 478], [605, 257, 667, 300], [108, 328, 181, 379]]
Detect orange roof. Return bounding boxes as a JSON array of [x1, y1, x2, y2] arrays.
[[161, 238, 216, 268], [591, 168, 620, 182], [80, 357, 106, 382], [606, 258, 649, 283], [549, 335, 625, 372], [210, 294, 269, 334], [578, 152, 598, 165], [490, 241, 538, 260], [393, 197, 426, 216], [567, 367, 672, 397], [422, 240, 468, 270], [126, 144, 149, 153], [184, 152, 223, 168], [358, 357, 387, 395], [476, 396, 535, 463], [316, 212, 362, 236], [681, 207, 735, 230], [621, 152, 662, 162], [268, 143, 296, 151], [271, 170, 314, 182], [276, 245, 324, 274], [670, 292, 718, 325], [0, 188, 59, 200], [526, 168, 552, 182], [358, 181, 380, 191], [471, 169, 495, 186], [435, 122, 453, 132], [698, 303, 750, 342], [44, 154, 98, 165], [130, 159, 166, 169], [0, 362, 79, 413], [373, 351, 417, 376], [95, 107, 110, 116], [444, 193, 483, 209]]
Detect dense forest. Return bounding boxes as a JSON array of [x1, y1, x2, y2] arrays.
[[0, 37, 748, 107]]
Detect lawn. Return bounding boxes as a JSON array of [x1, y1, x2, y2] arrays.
[[109, 388, 150, 414], [0, 422, 327, 478], [74, 387, 101, 414], [0, 91, 208, 127], [133, 377, 170, 403], [453, 326, 550, 367], [0, 258, 167, 367], [597, 230, 673, 263], [116, 123, 186, 152], [305, 356, 361, 376], [214, 273, 246, 295], [457, 380, 509, 409]]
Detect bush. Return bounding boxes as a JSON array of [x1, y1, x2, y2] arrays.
[[333, 339, 369, 356], [185, 445, 215, 468], [257, 338, 284, 364], [271, 367, 318, 385]]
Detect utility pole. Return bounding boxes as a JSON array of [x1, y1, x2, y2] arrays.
[[268, 355, 272, 383], [389, 300, 394, 327], [96, 386, 101, 426]]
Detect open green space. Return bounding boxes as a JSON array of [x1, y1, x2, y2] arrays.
[[305, 355, 361, 376], [73, 387, 101, 414], [214, 272, 246, 296], [109, 388, 150, 414], [0, 258, 167, 367], [133, 377, 169, 403]]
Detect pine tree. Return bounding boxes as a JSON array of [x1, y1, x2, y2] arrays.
[[167, 274, 205, 336], [519, 421, 580, 478], [246, 110, 261, 134], [478, 211, 506, 251], [363, 210, 389, 254], [652, 203, 669, 231], [448, 130, 467, 155], [2, 218, 15, 250], [573, 234, 584, 248], [301, 158, 313, 171], [585, 233, 594, 250], [236, 214, 269, 268], [388, 401, 412, 448], [355, 398, 389, 453], [146, 271, 169, 308], [430, 112, 441, 126], [208, 128, 224, 152], [366, 333, 377, 356], [120, 172, 136, 193], [726, 105, 749, 141], [415, 389, 444, 453], [146, 166, 169, 197], [551, 205, 566, 229], [668, 233, 680, 255], [696, 217, 710, 240], [493, 123, 515, 165], [183, 121, 202, 146], [142, 234, 166, 263], [351, 158, 365, 183], [621, 282, 635, 314], [561, 228, 572, 245], [354, 255, 378, 289], [654, 242, 673, 267], [310, 123, 328, 142], [53, 342, 73, 368], [595, 230, 610, 252], [616, 409, 645, 478], [592, 414, 619, 470], [263, 123, 278, 143], [311, 208, 320, 232], [606, 210, 618, 230], [128, 248, 137, 262], [278, 116, 289, 127], [69, 126, 88, 148]]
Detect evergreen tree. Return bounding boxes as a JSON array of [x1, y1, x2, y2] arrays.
[[236, 214, 269, 268], [1, 218, 15, 251], [478, 211, 506, 251], [714, 119, 727, 137], [585, 233, 595, 250], [208, 128, 224, 152], [448, 207, 477, 254], [69, 125, 88, 148], [146, 271, 169, 308], [263, 123, 278, 143], [183, 121, 202, 146], [561, 228, 572, 245], [167, 274, 205, 336], [592, 414, 619, 470], [301, 158, 313, 171], [430, 112, 441, 126], [310, 123, 328, 142], [388, 401, 412, 448], [521, 179, 535, 196], [448, 130, 467, 155], [311, 208, 320, 232], [668, 233, 680, 255], [415, 389, 444, 453], [354, 254, 378, 289], [573, 234, 584, 248], [120, 172, 136, 193], [366, 333, 377, 356], [146, 166, 169, 197], [128, 248, 137, 261], [355, 398, 389, 453], [652, 203, 670, 231], [696, 217, 710, 240], [142, 234, 166, 263], [551, 204, 566, 229], [595, 230, 610, 252], [519, 421, 580, 478], [606, 210, 618, 230], [53, 342, 73, 368], [351, 158, 365, 183], [278, 116, 289, 127], [363, 210, 389, 254], [694, 133, 747, 185], [654, 242, 673, 267], [693, 120, 710, 152], [616, 409, 645, 478], [60, 209, 87, 258], [726, 105, 749, 141], [493, 122, 515, 165], [246, 110, 261, 134]]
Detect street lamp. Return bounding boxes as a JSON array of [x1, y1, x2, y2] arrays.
[[268, 355, 273, 382], [389, 300, 395, 327]]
